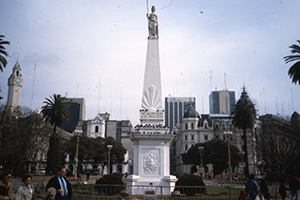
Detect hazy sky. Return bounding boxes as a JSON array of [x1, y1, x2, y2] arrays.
[[1, 0, 300, 126]]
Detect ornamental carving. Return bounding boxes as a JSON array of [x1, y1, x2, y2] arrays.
[[142, 85, 162, 110], [143, 152, 159, 174]]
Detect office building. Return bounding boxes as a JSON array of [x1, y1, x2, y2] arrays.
[[165, 97, 196, 131], [209, 90, 235, 114], [60, 98, 86, 133]]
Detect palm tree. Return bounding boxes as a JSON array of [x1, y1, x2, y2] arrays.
[[41, 94, 71, 135], [41, 94, 70, 173], [231, 87, 256, 177], [284, 39, 300, 85], [0, 35, 10, 72]]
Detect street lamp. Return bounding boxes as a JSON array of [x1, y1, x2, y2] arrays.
[[74, 129, 83, 179], [224, 131, 233, 181], [198, 146, 204, 175], [107, 145, 113, 174]]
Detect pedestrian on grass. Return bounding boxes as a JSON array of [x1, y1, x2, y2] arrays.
[[246, 174, 259, 200]]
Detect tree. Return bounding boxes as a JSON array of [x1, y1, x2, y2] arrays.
[[68, 135, 106, 172], [284, 39, 300, 85], [231, 87, 256, 177], [0, 35, 10, 72], [105, 137, 127, 164], [67, 136, 127, 174], [41, 94, 71, 173], [182, 140, 242, 177], [41, 94, 71, 135], [258, 114, 300, 180], [0, 105, 52, 171], [46, 132, 60, 174]]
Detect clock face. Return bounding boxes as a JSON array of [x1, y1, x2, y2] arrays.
[[15, 78, 21, 84]]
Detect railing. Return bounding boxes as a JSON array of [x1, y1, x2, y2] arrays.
[[32, 183, 282, 200]]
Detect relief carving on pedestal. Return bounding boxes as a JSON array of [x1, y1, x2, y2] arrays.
[[143, 151, 159, 174]]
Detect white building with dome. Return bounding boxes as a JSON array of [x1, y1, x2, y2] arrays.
[[174, 89, 260, 177]]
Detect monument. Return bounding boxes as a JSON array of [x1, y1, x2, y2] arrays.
[[124, 6, 177, 196]]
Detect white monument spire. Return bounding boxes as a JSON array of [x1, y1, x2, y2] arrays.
[[125, 6, 176, 195], [140, 5, 163, 125]]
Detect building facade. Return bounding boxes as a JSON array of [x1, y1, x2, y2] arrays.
[[209, 90, 235, 114], [60, 98, 86, 133], [174, 90, 259, 177]]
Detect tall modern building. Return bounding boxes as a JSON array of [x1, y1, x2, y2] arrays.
[[209, 90, 235, 114], [165, 97, 196, 131], [60, 98, 86, 133]]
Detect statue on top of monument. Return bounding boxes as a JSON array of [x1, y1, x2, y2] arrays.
[[147, 6, 158, 39]]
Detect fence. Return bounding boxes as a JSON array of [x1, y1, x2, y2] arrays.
[[32, 183, 282, 200]]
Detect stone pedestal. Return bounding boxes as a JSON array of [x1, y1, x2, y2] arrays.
[[124, 133, 177, 195]]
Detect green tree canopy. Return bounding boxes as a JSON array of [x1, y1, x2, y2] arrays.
[[284, 39, 300, 85], [67, 136, 127, 173], [182, 139, 242, 176], [41, 94, 71, 135], [0, 35, 10, 72]]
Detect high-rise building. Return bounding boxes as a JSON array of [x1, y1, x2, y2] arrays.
[[60, 98, 86, 133], [165, 97, 196, 131], [209, 90, 235, 114]]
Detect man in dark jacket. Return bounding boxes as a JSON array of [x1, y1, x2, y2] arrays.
[[46, 167, 72, 200]]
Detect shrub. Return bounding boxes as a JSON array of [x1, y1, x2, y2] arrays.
[[95, 173, 125, 195], [175, 174, 206, 196]]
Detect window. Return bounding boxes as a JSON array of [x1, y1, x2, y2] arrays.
[[185, 135, 188, 140], [204, 135, 208, 140], [185, 123, 188, 130], [191, 123, 194, 129], [191, 135, 194, 140], [95, 126, 99, 133], [185, 144, 188, 151]]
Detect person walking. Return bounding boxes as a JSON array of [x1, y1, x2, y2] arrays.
[[0, 170, 13, 200], [260, 179, 269, 200], [16, 174, 36, 200], [246, 174, 259, 200], [279, 181, 289, 200], [46, 167, 72, 200], [289, 175, 300, 200]]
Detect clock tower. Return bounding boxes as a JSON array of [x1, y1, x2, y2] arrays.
[[7, 60, 23, 107]]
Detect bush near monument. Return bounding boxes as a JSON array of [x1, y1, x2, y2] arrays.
[[175, 174, 206, 196], [95, 173, 125, 195]]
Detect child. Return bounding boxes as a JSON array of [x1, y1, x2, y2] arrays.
[[239, 191, 248, 200]]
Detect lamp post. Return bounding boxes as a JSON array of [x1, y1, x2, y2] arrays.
[[198, 146, 204, 175], [107, 145, 113, 174], [74, 129, 83, 179], [224, 131, 233, 181]]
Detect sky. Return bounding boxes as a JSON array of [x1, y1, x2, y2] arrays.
[[1, 0, 300, 126]]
